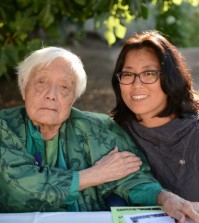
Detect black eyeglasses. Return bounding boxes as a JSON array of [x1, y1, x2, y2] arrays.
[[117, 70, 161, 85]]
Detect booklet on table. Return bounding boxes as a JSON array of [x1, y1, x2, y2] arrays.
[[111, 206, 195, 223]]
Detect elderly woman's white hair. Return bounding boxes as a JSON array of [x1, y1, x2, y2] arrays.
[[17, 46, 87, 99]]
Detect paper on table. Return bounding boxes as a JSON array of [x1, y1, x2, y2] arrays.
[[124, 211, 176, 223], [111, 206, 163, 223], [111, 206, 195, 223]]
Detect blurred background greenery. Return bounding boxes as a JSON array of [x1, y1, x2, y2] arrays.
[[0, 0, 198, 79]]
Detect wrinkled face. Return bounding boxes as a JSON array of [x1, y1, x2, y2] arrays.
[[120, 47, 168, 120], [22, 58, 76, 127]]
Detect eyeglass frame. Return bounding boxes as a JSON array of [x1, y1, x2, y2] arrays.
[[116, 70, 161, 85]]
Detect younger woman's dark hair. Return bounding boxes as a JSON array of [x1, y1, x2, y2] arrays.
[[111, 30, 199, 125]]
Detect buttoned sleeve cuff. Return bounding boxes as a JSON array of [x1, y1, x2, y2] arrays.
[[65, 171, 80, 204], [128, 183, 164, 206]]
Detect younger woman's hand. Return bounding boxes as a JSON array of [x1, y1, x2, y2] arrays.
[[158, 191, 199, 223]]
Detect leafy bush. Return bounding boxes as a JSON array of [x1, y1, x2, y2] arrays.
[[0, 0, 198, 79], [0, 0, 149, 79]]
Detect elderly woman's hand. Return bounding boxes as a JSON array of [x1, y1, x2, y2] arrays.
[[158, 191, 199, 223], [94, 146, 142, 182], [79, 146, 142, 191]]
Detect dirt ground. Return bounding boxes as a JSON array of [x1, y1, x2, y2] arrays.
[[0, 39, 199, 114]]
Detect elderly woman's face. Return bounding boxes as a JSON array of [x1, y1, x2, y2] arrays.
[[22, 58, 76, 127]]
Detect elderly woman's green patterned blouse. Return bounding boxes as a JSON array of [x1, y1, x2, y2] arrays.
[[0, 106, 162, 212]]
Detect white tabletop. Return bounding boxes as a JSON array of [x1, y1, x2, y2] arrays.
[[0, 211, 113, 223]]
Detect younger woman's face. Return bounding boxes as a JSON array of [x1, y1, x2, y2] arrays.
[[120, 47, 168, 121]]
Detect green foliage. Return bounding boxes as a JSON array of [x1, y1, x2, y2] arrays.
[[0, 0, 147, 78], [0, 0, 198, 79], [155, 0, 199, 47]]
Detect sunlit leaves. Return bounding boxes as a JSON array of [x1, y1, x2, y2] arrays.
[[160, 0, 199, 12], [104, 0, 135, 45], [115, 21, 126, 39], [105, 30, 116, 45], [104, 16, 127, 45], [188, 0, 199, 6], [173, 0, 183, 5]]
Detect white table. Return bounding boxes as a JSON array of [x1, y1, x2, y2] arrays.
[[0, 211, 113, 223]]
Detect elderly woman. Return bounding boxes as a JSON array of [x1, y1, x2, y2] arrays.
[[0, 47, 199, 222]]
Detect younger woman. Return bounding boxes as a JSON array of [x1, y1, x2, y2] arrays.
[[111, 30, 199, 202]]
